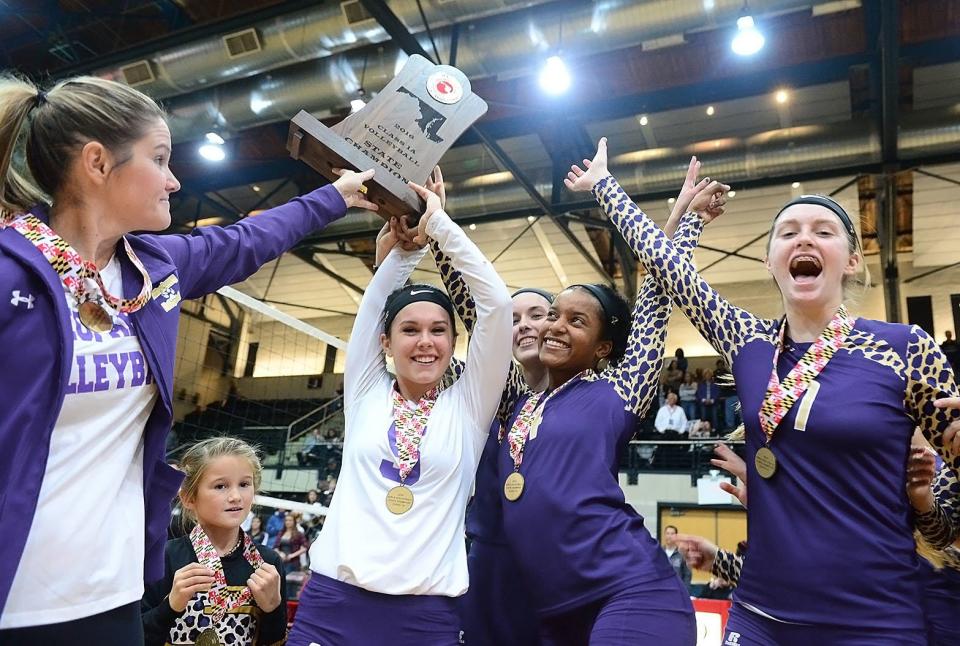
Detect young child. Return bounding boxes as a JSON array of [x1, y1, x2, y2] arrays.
[[142, 438, 287, 646]]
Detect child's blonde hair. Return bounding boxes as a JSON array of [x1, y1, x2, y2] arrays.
[[177, 437, 263, 526]]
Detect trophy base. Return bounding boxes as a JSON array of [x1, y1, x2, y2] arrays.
[[288, 111, 423, 222]]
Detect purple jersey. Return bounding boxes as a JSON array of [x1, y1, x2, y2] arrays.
[[465, 421, 506, 543], [499, 379, 677, 615], [593, 175, 960, 630]]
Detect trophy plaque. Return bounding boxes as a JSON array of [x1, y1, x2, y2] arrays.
[[287, 54, 488, 220]]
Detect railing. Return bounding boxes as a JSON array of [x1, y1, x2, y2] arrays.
[[275, 396, 345, 472], [624, 438, 746, 485]]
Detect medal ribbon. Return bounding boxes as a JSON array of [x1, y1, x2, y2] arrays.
[[758, 304, 854, 441], [1, 213, 152, 314], [189, 524, 265, 625], [507, 370, 589, 471], [391, 384, 442, 482]]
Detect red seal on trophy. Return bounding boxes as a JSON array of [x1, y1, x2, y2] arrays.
[[426, 72, 463, 104]]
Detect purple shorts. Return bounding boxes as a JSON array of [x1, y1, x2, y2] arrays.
[[287, 573, 462, 646], [723, 603, 926, 646], [920, 559, 960, 645], [538, 576, 695, 646]]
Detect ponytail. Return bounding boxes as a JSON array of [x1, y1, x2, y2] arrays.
[[0, 76, 47, 218]]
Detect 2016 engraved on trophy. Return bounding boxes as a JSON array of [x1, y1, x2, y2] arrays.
[[287, 54, 488, 220]]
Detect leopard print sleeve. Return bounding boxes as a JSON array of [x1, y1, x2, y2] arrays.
[[432, 239, 478, 334], [712, 548, 742, 588], [433, 240, 529, 426], [914, 462, 960, 550], [904, 325, 960, 547], [593, 175, 770, 365], [603, 211, 703, 414]]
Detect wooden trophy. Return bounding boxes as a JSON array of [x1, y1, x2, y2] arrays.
[[287, 54, 488, 221]]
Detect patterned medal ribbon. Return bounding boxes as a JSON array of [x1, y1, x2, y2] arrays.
[[391, 384, 443, 482], [758, 304, 855, 441], [507, 370, 589, 471], [1, 213, 152, 316], [189, 524, 265, 626]]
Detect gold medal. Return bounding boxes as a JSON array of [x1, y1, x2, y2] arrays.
[[196, 628, 223, 646], [386, 485, 414, 514], [503, 471, 525, 501], [755, 446, 778, 479], [78, 300, 113, 332]]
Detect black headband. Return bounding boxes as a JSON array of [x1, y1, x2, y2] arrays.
[[568, 284, 621, 327], [773, 194, 856, 240], [511, 287, 554, 303], [383, 285, 456, 332]]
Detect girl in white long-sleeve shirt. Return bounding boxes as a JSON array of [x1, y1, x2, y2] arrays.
[[287, 181, 513, 646]]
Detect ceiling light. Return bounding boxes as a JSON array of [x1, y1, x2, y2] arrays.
[[639, 115, 649, 126], [706, 105, 715, 116], [791, 181, 800, 189], [469, 223, 477, 231], [539, 55, 571, 95], [252, 185, 261, 192], [199, 143, 226, 162], [731, 15, 765, 56], [775, 89, 789, 104], [527, 215, 536, 223], [668, 197, 676, 204], [204, 132, 225, 145], [728, 190, 736, 197]]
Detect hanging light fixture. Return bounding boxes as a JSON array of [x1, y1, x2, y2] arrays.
[[731, 14, 765, 56]]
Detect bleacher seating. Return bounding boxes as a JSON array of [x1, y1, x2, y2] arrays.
[[172, 397, 335, 456]]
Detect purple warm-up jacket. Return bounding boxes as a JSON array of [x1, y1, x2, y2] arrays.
[[0, 184, 347, 615]]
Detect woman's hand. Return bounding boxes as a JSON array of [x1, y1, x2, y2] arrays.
[[168, 562, 215, 612], [664, 157, 710, 238], [563, 137, 611, 193], [688, 179, 731, 225], [247, 562, 282, 613], [425, 165, 447, 211], [675, 533, 719, 573], [408, 181, 444, 246], [374, 216, 420, 265], [332, 168, 379, 211], [906, 446, 937, 513], [711, 442, 747, 507]]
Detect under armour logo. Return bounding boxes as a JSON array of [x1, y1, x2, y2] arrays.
[[10, 290, 34, 309]]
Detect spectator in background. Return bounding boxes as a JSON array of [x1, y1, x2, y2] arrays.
[[688, 419, 714, 439], [697, 369, 721, 431], [274, 514, 308, 589], [297, 428, 324, 466], [330, 383, 345, 413], [674, 348, 689, 376], [266, 508, 286, 538], [250, 515, 268, 546], [941, 331, 960, 373], [714, 359, 739, 432], [655, 392, 688, 434], [662, 525, 692, 592], [302, 490, 324, 524], [678, 373, 699, 421], [662, 360, 684, 396], [320, 455, 341, 482], [319, 477, 337, 508]]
